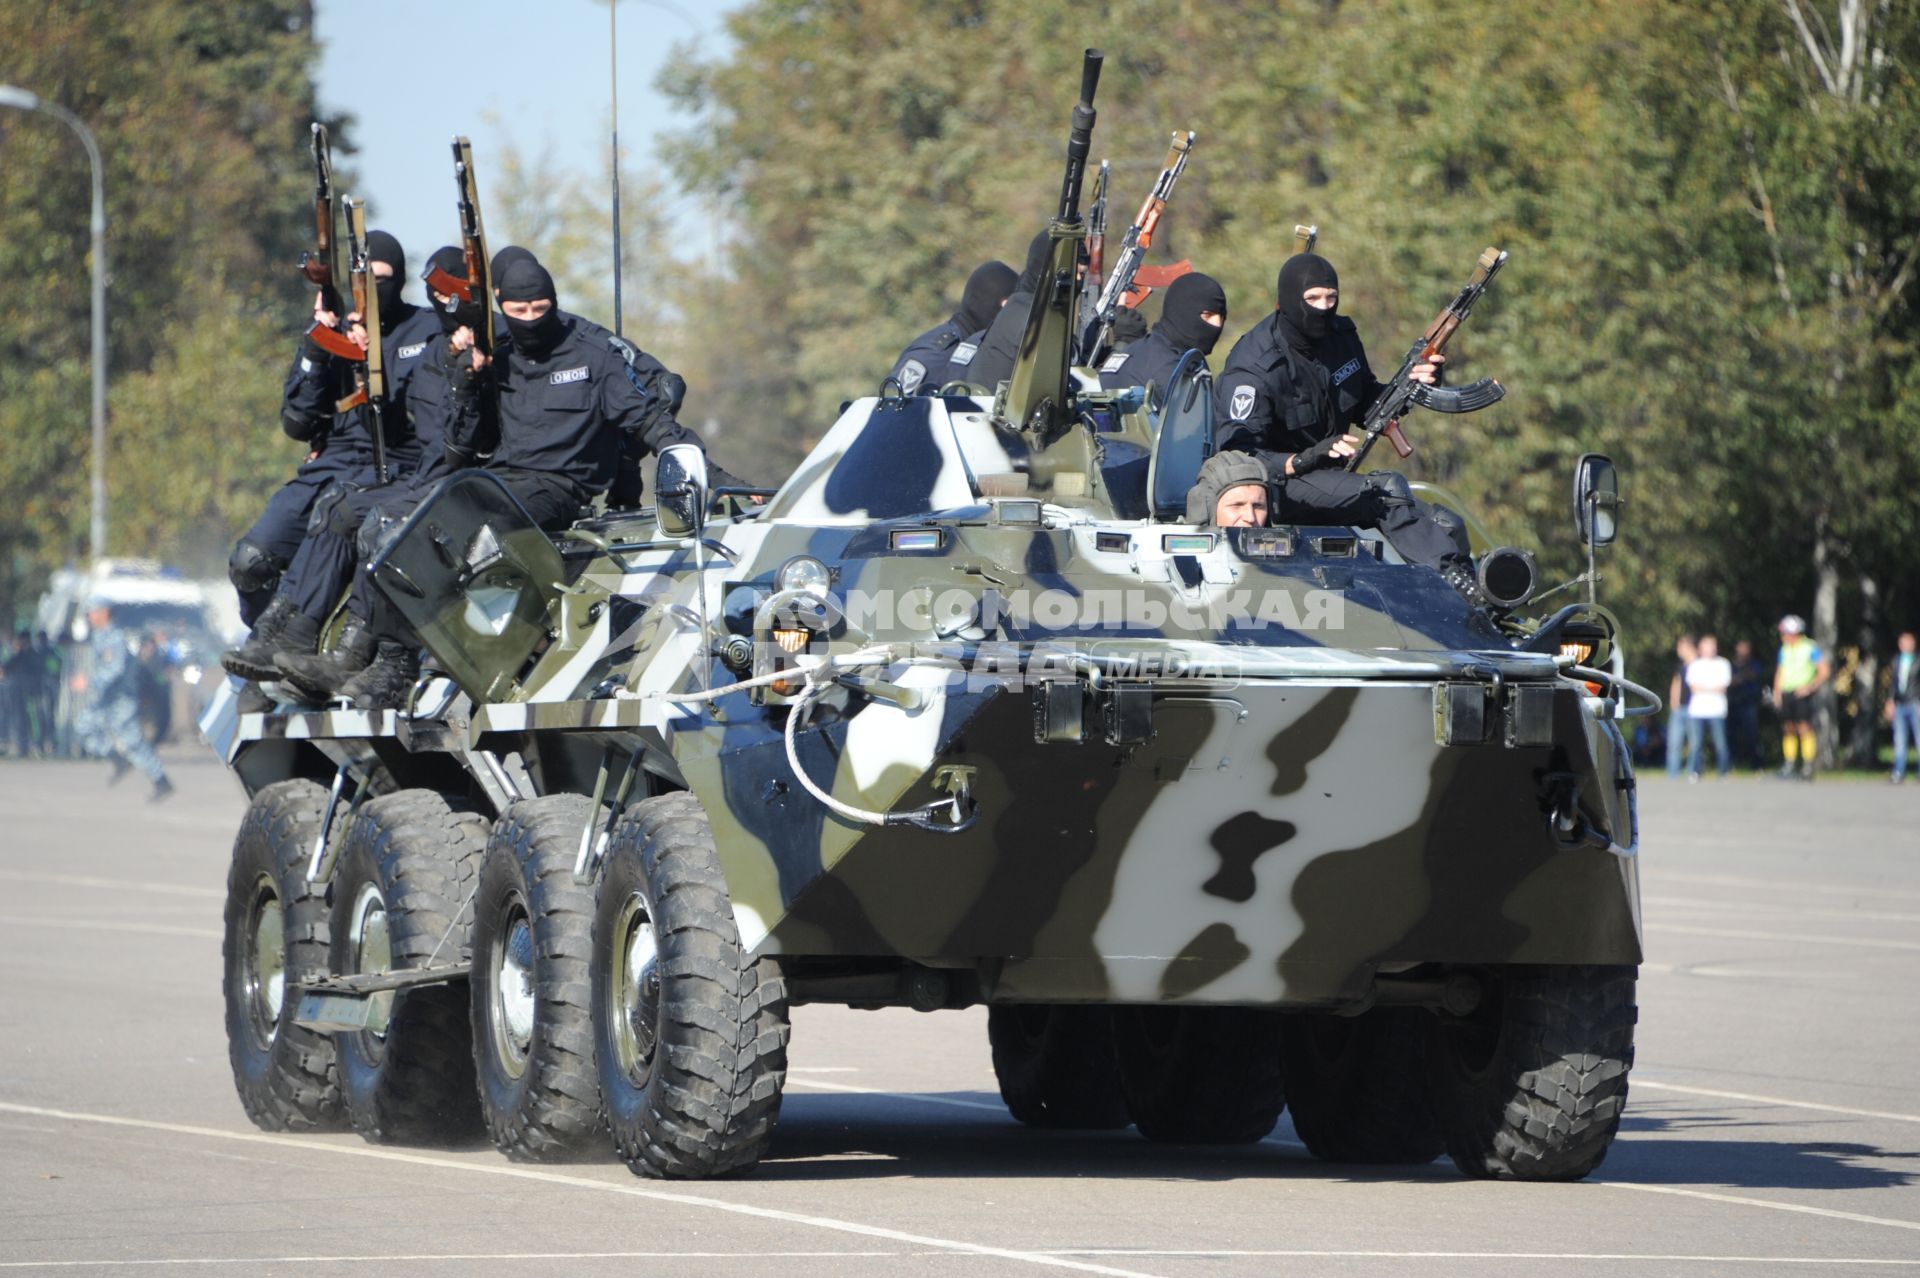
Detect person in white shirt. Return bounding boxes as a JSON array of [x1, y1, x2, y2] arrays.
[[1686, 635, 1733, 779]]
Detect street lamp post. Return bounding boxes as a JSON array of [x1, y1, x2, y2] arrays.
[[0, 85, 109, 566]]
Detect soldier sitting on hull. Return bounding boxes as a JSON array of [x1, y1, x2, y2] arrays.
[[1185, 451, 1270, 528], [1214, 251, 1486, 605], [1099, 272, 1228, 397], [963, 231, 1059, 390], [888, 260, 1017, 395], [278, 255, 735, 710], [222, 231, 442, 671]]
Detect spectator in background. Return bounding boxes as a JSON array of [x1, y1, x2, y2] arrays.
[[1, 630, 31, 757], [1667, 635, 1697, 778], [1686, 635, 1733, 780], [33, 633, 62, 756], [1774, 614, 1829, 782], [1888, 630, 1919, 784], [1728, 639, 1766, 769]]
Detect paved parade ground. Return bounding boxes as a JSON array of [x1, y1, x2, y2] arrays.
[[1, 751, 1917, 1276]]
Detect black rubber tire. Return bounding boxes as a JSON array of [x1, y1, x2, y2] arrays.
[[988, 1005, 1131, 1129], [1280, 1008, 1444, 1164], [470, 795, 603, 1161], [1112, 1006, 1287, 1144], [329, 790, 490, 1145], [221, 779, 344, 1131], [1428, 964, 1637, 1181], [592, 792, 789, 1179]]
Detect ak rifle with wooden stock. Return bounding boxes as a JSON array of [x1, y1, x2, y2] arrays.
[[332, 198, 392, 485], [424, 136, 494, 359], [1076, 130, 1195, 366], [1346, 246, 1509, 472], [297, 123, 347, 317]]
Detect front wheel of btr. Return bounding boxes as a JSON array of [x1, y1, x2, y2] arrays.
[[1112, 1006, 1287, 1144], [470, 795, 602, 1161], [1428, 964, 1637, 1181], [221, 780, 343, 1131], [330, 790, 490, 1145], [592, 792, 788, 1179]]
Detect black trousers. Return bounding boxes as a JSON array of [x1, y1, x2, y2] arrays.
[[1274, 469, 1471, 573]]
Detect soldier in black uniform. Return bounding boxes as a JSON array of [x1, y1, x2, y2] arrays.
[[1213, 251, 1481, 599], [887, 261, 1016, 395], [242, 245, 499, 703], [1097, 271, 1227, 396], [961, 231, 1057, 390], [222, 231, 444, 677], [295, 254, 730, 709]]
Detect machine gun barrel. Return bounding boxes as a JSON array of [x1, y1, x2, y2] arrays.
[[1056, 49, 1104, 222]]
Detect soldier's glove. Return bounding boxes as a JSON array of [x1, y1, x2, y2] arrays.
[[1288, 434, 1347, 477], [1110, 306, 1148, 346]]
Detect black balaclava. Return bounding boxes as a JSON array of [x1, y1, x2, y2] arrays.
[[1014, 229, 1053, 294], [367, 230, 407, 332], [497, 257, 565, 361], [1156, 271, 1228, 358], [422, 246, 474, 336], [490, 244, 535, 291], [955, 260, 1018, 334], [1275, 252, 1339, 352]]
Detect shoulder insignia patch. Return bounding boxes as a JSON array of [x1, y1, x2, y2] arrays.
[[607, 335, 638, 365], [551, 366, 590, 385], [395, 341, 428, 359], [898, 359, 927, 395], [949, 341, 978, 367], [1229, 385, 1257, 422], [1330, 357, 1362, 386], [1100, 352, 1130, 374]]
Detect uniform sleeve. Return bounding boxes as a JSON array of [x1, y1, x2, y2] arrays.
[[280, 340, 338, 442], [1212, 363, 1280, 456]]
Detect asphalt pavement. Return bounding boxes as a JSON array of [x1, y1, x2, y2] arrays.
[[2, 749, 1917, 1276]]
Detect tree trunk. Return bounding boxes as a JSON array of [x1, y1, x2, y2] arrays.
[[1812, 513, 1840, 770], [1849, 573, 1880, 769]]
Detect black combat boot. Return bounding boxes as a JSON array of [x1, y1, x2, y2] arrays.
[[235, 682, 274, 715], [339, 639, 421, 711], [274, 614, 377, 699], [222, 598, 319, 682]]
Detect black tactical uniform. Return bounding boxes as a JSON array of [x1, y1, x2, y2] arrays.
[[223, 233, 444, 694], [285, 256, 729, 709], [888, 260, 1017, 395], [1098, 272, 1227, 398], [961, 231, 1054, 391], [1213, 253, 1473, 583]]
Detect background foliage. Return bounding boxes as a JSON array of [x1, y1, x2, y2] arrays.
[[2, 0, 1916, 760]]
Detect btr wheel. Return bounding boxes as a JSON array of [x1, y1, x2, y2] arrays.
[[471, 795, 602, 1161], [1112, 1005, 1286, 1144], [988, 1005, 1130, 1129], [592, 792, 788, 1179], [221, 779, 343, 1131], [1428, 964, 1637, 1181], [1280, 1008, 1444, 1164], [330, 790, 490, 1145]]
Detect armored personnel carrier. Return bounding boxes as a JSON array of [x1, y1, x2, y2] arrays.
[[208, 52, 1654, 1182]]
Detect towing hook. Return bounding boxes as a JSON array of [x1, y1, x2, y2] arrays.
[[890, 764, 979, 835]]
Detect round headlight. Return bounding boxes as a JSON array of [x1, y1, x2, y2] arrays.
[[777, 556, 831, 598]]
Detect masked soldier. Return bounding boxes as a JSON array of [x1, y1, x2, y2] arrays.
[[888, 260, 1017, 395], [221, 231, 443, 673], [1099, 271, 1228, 397], [1214, 251, 1483, 603]]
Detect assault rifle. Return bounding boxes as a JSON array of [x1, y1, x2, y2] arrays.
[[297, 123, 346, 316], [334, 198, 392, 485], [423, 136, 494, 359], [1346, 246, 1509, 471], [1076, 130, 1194, 365], [1076, 159, 1111, 340]]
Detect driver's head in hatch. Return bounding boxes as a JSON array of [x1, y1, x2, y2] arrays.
[[1185, 451, 1271, 527]]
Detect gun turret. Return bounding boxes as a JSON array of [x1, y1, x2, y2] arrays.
[[1000, 49, 1103, 449]]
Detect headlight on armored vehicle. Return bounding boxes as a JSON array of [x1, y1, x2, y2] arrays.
[[777, 555, 831, 598]]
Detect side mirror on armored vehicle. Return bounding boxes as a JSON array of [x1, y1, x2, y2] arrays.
[[1573, 453, 1618, 548], [655, 445, 709, 541]]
